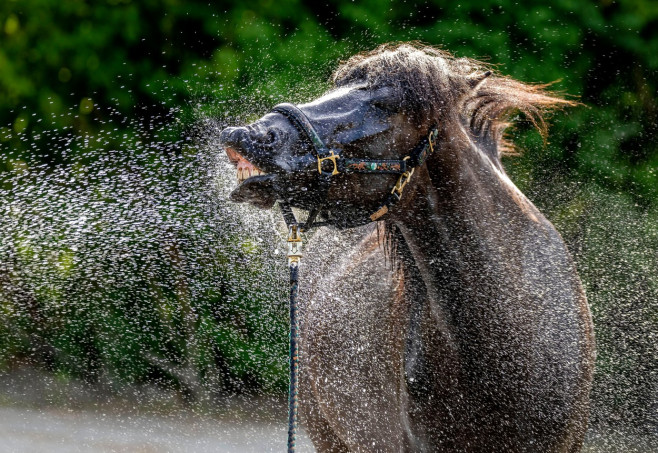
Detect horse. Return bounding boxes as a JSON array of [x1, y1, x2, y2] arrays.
[[219, 43, 595, 452]]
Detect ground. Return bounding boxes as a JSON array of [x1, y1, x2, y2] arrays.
[[0, 406, 314, 453], [0, 368, 655, 452]]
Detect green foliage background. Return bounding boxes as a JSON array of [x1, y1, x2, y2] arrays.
[[1, 0, 656, 429]]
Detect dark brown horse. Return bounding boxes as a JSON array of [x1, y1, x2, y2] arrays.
[[220, 43, 595, 452]]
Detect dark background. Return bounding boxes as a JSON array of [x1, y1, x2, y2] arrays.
[[0, 0, 656, 434]]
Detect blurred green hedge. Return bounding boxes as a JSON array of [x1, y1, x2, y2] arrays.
[[0, 0, 656, 427]]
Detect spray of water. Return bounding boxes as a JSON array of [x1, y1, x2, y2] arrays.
[[0, 102, 293, 405]]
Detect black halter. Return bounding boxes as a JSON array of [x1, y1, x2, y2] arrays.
[[272, 103, 438, 231]]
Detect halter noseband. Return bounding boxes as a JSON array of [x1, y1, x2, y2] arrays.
[[271, 103, 438, 230]]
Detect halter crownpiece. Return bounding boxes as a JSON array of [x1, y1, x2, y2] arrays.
[[272, 103, 438, 230]]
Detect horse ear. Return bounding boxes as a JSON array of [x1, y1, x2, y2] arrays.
[[467, 70, 492, 91]]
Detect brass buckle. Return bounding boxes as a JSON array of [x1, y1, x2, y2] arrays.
[[391, 167, 414, 199], [428, 129, 437, 153], [287, 225, 303, 265], [317, 151, 340, 176]]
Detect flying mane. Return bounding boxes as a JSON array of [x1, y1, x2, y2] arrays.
[[332, 42, 577, 264], [332, 42, 576, 158]]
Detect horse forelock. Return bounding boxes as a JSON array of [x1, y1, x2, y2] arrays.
[[332, 42, 577, 159]]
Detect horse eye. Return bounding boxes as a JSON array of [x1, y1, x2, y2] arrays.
[[373, 100, 399, 113], [334, 122, 354, 134]]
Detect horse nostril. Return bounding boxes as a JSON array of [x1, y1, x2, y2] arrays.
[[256, 128, 286, 145], [265, 130, 277, 144]]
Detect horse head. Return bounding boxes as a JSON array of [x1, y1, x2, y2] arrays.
[[220, 44, 568, 229], [219, 44, 479, 228]]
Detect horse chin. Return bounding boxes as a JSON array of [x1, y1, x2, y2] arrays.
[[318, 205, 374, 229], [230, 174, 278, 209]]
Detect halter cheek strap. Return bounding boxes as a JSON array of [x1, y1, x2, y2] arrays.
[[271, 103, 438, 230]]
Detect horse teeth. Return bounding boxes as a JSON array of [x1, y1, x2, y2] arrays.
[[237, 167, 267, 183]]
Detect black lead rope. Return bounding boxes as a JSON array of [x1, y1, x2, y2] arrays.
[[286, 224, 302, 453]]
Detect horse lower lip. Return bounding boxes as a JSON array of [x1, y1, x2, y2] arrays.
[[230, 174, 277, 208]]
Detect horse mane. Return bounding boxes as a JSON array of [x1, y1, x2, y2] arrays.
[[334, 43, 577, 266], [332, 42, 576, 158]]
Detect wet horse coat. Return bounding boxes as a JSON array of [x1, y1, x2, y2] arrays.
[[220, 44, 595, 452]]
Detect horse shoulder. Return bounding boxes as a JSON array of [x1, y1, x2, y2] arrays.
[[299, 224, 410, 451]]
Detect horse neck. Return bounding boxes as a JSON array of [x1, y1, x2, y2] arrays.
[[391, 122, 546, 307]]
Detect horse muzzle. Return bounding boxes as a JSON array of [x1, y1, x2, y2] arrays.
[[219, 125, 321, 210]]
